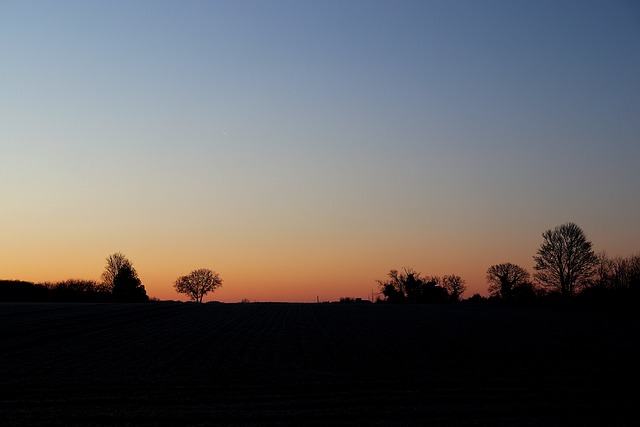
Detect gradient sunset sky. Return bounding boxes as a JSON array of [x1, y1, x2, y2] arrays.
[[2, 0, 639, 302]]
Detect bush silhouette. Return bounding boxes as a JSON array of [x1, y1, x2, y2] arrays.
[[113, 266, 148, 302]]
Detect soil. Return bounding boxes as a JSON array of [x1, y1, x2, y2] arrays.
[[1, 302, 638, 426]]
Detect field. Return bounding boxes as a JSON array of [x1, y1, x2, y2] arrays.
[[1, 302, 638, 426]]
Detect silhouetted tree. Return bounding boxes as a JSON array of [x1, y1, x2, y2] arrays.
[[377, 268, 448, 303], [486, 263, 531, 300], [533, 223, 598, 298], [174, 268, 223, 303], [101, 252, 135, 292], [593, 252, 611, 289], [442, 274, 466, 301], [112, 265, 148, 302], [593, 252, 640, 292], [630, 254, 640, 293], [583, 252, 640, 306]]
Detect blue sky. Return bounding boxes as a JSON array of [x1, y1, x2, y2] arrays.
[[2, 0, 639, 301]]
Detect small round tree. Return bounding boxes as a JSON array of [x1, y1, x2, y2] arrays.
[[486, 263, 531, 300], [174, 268, 223, 303], [442, 274, 467, 302]]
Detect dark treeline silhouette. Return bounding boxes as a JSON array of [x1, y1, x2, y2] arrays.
[[0, 280, 48, 302], [337, 297, 372, 304], [0, 279, 112, 302], [577, 252, 640, 308], [478, 223, 640, 309], [2, 223, 638, 309], [375, 222, 639, 310], [1, 252, 149, 303]]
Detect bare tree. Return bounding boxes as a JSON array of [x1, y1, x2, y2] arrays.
[[174, 268, 223, 303], [594, 252, 640, 290], [593, 252, 611, 289], [533, 223, 598, 298], [630, 254, 640, 290], [442, 274, 466, 302], [101, 252, 135, 292], [486, 263, 531, 300]]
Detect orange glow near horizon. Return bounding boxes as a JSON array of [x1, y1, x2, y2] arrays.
[[2, 214, 638, 303], [0, 230, 540, 302], [4, 214, 640, 303]]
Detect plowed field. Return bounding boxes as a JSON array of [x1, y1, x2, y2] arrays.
[[1, 302, 638, 426]]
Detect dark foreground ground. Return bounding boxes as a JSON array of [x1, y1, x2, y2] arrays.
[[1, 302, 638, 426]]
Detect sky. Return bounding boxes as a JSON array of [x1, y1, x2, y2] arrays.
[[2, 0, 639, 302]]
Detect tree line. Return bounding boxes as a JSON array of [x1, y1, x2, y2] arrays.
[[2, 222, 637, 306], [0, 252, 149, 303], [0, 252, 222, 303], [374, 222, 640, 307]]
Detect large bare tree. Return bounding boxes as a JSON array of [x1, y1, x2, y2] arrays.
[[486, 263, 531, 300], [533, 223, 598, 298], [174, 268, 223, 303]]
